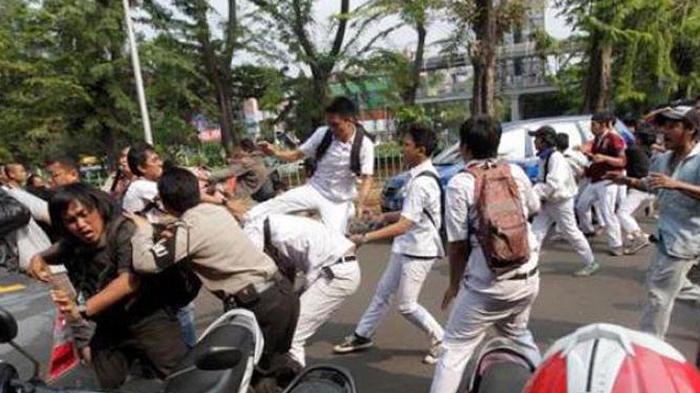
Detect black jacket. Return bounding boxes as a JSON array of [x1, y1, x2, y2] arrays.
[[0, 189, 30, 238]]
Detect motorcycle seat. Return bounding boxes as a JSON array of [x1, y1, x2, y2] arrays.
[[164, 324, 255, 393]]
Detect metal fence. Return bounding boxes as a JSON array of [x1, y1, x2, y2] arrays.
[[279, 153, 405, 188]]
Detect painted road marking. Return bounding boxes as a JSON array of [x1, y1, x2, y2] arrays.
[[0, 284, 26, 294]]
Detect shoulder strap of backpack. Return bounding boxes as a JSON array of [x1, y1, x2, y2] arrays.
[[415, 170, 443, 229], [263, 217, 274, 255], [350, 125, 365, 176], [315, 129, 333, 163], [543, 151, 553, 183]]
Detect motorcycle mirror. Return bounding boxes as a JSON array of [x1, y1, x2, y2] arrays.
[[194, 346, 242, 371], [0, 307, 18, 343]]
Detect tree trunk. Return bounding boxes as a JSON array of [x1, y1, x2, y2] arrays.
[[215, 76, 238, 155], [402, 23, 426, 106], [582, 32, 613, 112], [471, 0, 497, 117]]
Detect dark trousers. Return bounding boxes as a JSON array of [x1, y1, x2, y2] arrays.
[[90, 308, 188, 389], [224, 277, 300, 375]]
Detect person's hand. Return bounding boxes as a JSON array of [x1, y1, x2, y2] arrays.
[[356, 205, 373, 220], [257, 142, 276, 156], [225, 199, 249, 222], [123, 211, 150, 229], [349, 234, 366, 247], [441, 285, 459, 310], [603, 172, 627, 185], [648, 172, 680, 190], [591, 154, 606, 163], [50, 289, 79, 320], [28, 254, 51, 282]]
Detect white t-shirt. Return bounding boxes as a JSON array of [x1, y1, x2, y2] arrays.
[[392, 160, 444, 258], [445, 161, 540, 294], [300, 126, 375, 202], [122, 179, 158, 214], [533, 150, 578, 202], [243, 214, 355, 284]]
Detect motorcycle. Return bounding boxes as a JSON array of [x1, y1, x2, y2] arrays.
[[463, 337, 537, 393], [282, 364, 356, 393], [0, 306, 263, 393]]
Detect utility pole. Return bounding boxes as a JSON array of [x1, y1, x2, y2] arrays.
[[122, 0, 153, 145]]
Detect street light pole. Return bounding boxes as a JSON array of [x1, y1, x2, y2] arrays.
[[122, 0, 153, 145]]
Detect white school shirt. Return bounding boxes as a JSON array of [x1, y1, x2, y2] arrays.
[[243, 214, 355, 284], [392, 160, 444, 258], [445, 161, 540, 294], [533, 150, 578, 202], [122, 178, 158, 213], [299, 126, 375, 202]]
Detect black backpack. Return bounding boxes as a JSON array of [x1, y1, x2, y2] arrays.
[[313, 124, 374, 176], [263, 217, 297, 282], [415, 171, 447, 248]]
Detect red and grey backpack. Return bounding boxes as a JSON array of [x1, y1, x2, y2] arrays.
[[466, 161, 531, 275]]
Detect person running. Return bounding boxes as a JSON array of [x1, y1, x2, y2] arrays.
[[430, 116, 541, 393], [244, 214, 360, 368], [245, 96, 375, 234], [607, 106, 700, 338], [333, 124, 444, 364], [617, 124, 656, 255], [529, 126, 598, 276], [576, 112, 627, 256]]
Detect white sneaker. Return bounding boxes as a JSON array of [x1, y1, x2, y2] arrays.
[[573, 262, 600, 277], [423, 340, 442, 365]]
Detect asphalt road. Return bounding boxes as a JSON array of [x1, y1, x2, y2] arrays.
[[190, 216, 700, 393]]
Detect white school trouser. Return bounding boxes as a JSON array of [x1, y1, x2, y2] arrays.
[[430, 277, 541, 393], [245, 183, 352, 234], [639, 248, 699, 338], [618, 188, 654, 235], [289, 262, 361, 367], [532, 198, 595, 266], [354, 253, 444, 342], [576, 180, 623, 248]]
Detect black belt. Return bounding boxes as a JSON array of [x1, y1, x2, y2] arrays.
[[334, 255, 357, 264], [507, 267, 539, 281], [223, 272, 284, 310]]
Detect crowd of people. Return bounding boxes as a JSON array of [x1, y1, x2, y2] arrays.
[[1, 95, 699, 392]]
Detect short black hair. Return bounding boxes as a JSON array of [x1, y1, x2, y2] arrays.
[[459, 116, 502, 159], [325, 96, 357, 117], [591, 111, 615, 125], [158, 166, 201, 214], [555, 133, 569, 151], [46, 156, 78, 172], [49, 183, 116, 242], [127, 143, 156, 177], [402, 123, 438, 156]]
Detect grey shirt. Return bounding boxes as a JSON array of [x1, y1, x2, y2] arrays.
[[131, 203, 278, 298], [642, 144, 700, 259]]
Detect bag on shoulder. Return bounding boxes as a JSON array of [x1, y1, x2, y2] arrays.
[[466, 161, 530, 275], [415, 171, 447, 248], [312, 123, 375, 176]]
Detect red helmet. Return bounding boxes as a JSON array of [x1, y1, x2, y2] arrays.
[[523, 323, 700, 393]]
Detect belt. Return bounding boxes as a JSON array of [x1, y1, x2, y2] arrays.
[[223, 272, 284, 309], [507, 267, 539, 281], [334, 255, 357, 264]]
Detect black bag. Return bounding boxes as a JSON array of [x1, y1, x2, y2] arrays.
[[282, 364, 357, 393], [263, 217, 296, 282], [415, 171, 447, 248], [312, 124, 374, 176], [0, 190, 30, 238]]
